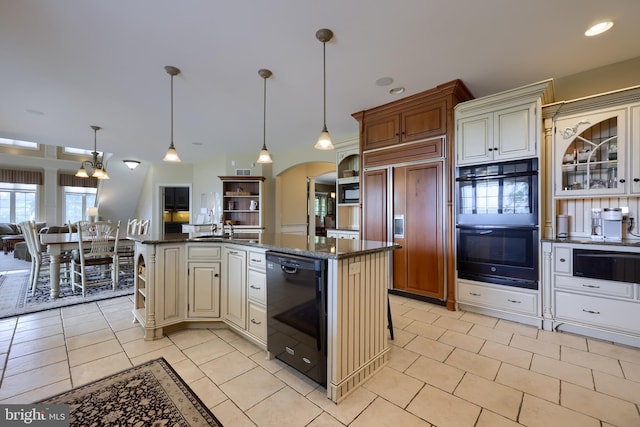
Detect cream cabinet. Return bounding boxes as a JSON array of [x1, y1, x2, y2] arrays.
[[133, 242, 185, 340], [222, 244, 247, 328], [455, 80, 553, 166], [457, 278, 540, 324], [542, 241, 640, 346], [246, 248, 267, 344], [629, 105, 640, 195], [187, 244, 221, 318], [553, 107, 626, 197]]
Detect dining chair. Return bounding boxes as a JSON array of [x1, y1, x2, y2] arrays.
[[18, 220, 71, 294], [119, 218, 147, 273], [71, 220, 121, 297]]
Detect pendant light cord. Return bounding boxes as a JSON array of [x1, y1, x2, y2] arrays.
[[170, 73, 174, 147], [322, 40, 327, 130], [263, 75, 267, 150]]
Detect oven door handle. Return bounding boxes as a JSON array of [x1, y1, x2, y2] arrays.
[[456, 224, 538, 231]]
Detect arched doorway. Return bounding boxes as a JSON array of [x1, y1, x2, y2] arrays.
[[274, 162, 334, 234]]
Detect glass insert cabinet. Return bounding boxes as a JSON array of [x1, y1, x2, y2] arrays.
[[554, 108, 626, 196]]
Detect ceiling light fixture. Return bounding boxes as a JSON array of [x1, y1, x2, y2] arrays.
[[123, 160, 141, 170], [314, 28, 334, 150], [389, 87, 405, 95], [163, 65, 182, 162], [75, 125, 110, 180], [256, 68, 273, 164], [585, 21, 614, 36]]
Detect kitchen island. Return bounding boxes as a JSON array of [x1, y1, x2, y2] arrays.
[[131, 233, 399, 403]]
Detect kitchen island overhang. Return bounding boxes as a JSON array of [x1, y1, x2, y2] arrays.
[[131, 233, 399, 403]]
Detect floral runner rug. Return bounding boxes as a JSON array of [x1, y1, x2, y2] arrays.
[[0, 271, 134, 319], [38, 357, 223, 426]]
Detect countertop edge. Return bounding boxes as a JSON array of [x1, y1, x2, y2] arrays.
[[129, 235, 400, 259]]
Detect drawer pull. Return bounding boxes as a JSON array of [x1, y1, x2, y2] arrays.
[[582, 309, 600, 315], [581, 284, 600, 289], [250, 285, 261, 290], [229, 250, 238, 255], [250, 319, 262, 325], [251, 258, 262, 263], [469, 292, 481, 297], [507, 299, 522, 304], [559, 258, 566, 263]]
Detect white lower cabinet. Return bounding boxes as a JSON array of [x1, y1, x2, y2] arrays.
[[188, 262, 220, 318], [247, 302, 267, 342], [187, 244, 222, 319], [457, 279, 538, 317], [246, 249, 267, 345], [543, 241, 640, 346], [221, 245, 268, 347], [222, 245, 247, 329], [555, 291, 640, 335]]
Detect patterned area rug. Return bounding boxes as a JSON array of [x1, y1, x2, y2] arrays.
[[0, 271, 134, 319], [38, 357, 223, 426]]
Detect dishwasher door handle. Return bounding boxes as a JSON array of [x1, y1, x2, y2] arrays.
[[281, 265, 298, 274]]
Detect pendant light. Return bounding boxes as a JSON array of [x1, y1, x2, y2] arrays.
[[75, 125, 110, 179], [314, 28, 334, 150], [163, 65, 182, 162], [256, 68, 273, 164]]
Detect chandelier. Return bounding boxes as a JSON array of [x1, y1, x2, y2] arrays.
[[75, 125, 110, 179]]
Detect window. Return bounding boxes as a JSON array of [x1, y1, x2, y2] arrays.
[[0, 183, 37, 223], [0, 138, 38, 150], [63, 187, 97, 224]]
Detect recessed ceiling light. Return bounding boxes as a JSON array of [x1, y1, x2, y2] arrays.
[[389, 87, 405, 95], [376, 77, 394, 87], [585, 21, 614, 36]]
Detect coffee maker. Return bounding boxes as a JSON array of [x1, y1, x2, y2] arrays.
[[602, 207, 623, 241]]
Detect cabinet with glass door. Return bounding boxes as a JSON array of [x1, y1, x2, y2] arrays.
[[554, 108, 625, 197]]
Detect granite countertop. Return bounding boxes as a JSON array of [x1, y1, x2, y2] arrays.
[[131, 232, 400, 260], [542, 237, 640, 247]]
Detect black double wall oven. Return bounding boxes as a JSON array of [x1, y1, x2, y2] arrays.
[[455, 158, 539, 290]]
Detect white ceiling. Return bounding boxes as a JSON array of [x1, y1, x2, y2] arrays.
[[1, 0, 639, 165]]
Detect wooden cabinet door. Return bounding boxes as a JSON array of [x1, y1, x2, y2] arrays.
[[392, 162, 444, 299], [401, 101, 447, 143], [363, 114, 400, 150], [362, 169, 388, 242]]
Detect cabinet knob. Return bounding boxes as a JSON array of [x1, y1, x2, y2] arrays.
[[488, 148, 493, 152], [214, 273, 219, 277], [559, 258, 566, 263]]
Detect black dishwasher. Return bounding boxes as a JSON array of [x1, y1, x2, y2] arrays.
[[266, 251, 327, 386]]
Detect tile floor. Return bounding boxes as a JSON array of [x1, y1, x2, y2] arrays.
[[0, 291, 639, 426]]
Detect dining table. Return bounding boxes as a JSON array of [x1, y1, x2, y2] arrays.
[[39, 233, 134, 298]]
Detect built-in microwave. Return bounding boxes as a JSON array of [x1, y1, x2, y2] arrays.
[[339, 183, 359, 204]]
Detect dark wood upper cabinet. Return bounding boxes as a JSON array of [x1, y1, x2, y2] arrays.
[[357, 96, 448, 151]]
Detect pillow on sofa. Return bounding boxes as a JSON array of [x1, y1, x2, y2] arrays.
[[0, 223, 18, 235]]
